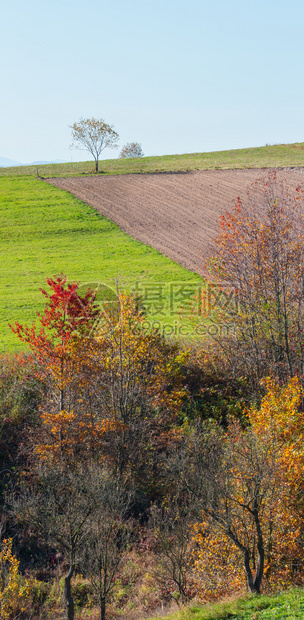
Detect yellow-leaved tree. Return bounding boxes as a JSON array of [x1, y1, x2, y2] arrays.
[[191, 377, 304, 599], [0, 539, 31, 620]]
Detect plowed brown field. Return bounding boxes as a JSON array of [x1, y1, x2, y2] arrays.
[[47, 168, 304, 275]]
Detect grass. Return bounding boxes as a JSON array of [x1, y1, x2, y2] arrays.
[[3, 141, 304, 352], [152, 588, 304, 620], [0, 176, 203, 352], [1, 143, 304, 179]]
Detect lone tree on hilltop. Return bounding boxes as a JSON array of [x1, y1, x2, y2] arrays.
[[70, 117, 119, 172], [120, 142, 144, 158]]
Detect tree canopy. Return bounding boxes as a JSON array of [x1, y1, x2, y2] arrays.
[[120, 142, 144, 158], [204, 170, 304, 388], [70, 117, 119, 172]]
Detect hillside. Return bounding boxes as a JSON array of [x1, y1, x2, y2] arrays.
[[47, 167, 304, 275], [3, 145, 304, 617], [1, 142, 304, 178], [3, 142, 304, 352], [0, 177, 202, 352], [157, 588, 304, 620]]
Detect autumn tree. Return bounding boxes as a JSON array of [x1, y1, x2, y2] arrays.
[[192, 520, 245, 601], [11, 456, 136, 620], [9, 276, 107, 476], [247, 377, 304, 583], [10, 279, 188, 497], [10, 276, 101, 413], [204, 170, 304, 388], [189, 377, 304, 598], [12, 464, 100, 620], [80, 469, 134, 620], [92, 291, 188, 488], [175, 418, 284, 594], [70, 117, 119, 172], [120, 142, 144, 158], [151, 497, 195, 604], [0, 538, 31, 620]]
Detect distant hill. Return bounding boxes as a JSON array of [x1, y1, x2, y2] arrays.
[[30, 160, 67, 165], [0, 157, 67, 168], [0, 156, 24, 167]]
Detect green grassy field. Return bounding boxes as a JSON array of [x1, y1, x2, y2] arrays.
[[3, 142, 304, 352], [154, 588, 304, 620], [1, 142, 304, 179], [0, 176, 202, 352]]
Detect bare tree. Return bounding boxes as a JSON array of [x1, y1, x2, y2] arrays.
[[11, 465, 97, 620], [70, 117, 119, 172], [150, 498, 195, 605], [120, 142, 144, 158], [81, 470, 134, 620], [11, 463, 134, 620]]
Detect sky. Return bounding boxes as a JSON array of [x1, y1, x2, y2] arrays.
[[1, 0, 304, 163]]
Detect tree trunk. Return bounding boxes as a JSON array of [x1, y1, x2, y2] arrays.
[[243, 540, 264, 594], [100, 596, 106, 620], [64, 564, 75, 620], [95, 158, 99, 173], [253, 533, 264, 593], [244, 548, 255, 593], [251, 506, 264, 594]]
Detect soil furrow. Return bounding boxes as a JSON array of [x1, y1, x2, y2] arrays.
[[47, 169, 304, 275]]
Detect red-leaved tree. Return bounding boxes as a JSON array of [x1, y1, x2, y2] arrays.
[[10, 275, 101, 413]]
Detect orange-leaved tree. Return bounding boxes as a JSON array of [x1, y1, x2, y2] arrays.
[[204, 170, 304, 387], [185, 419, 281, 594], [192, 518, 244, 602], [91, 290, 189, 485], [44, 289, 188, 493], [10, 279, 189, 488], [10, 276, 105, 465], [190, 377, 304, 598], [248, 377, 304, 583]]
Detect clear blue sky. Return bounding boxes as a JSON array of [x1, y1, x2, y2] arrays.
[[2, 0, 304, 163]]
